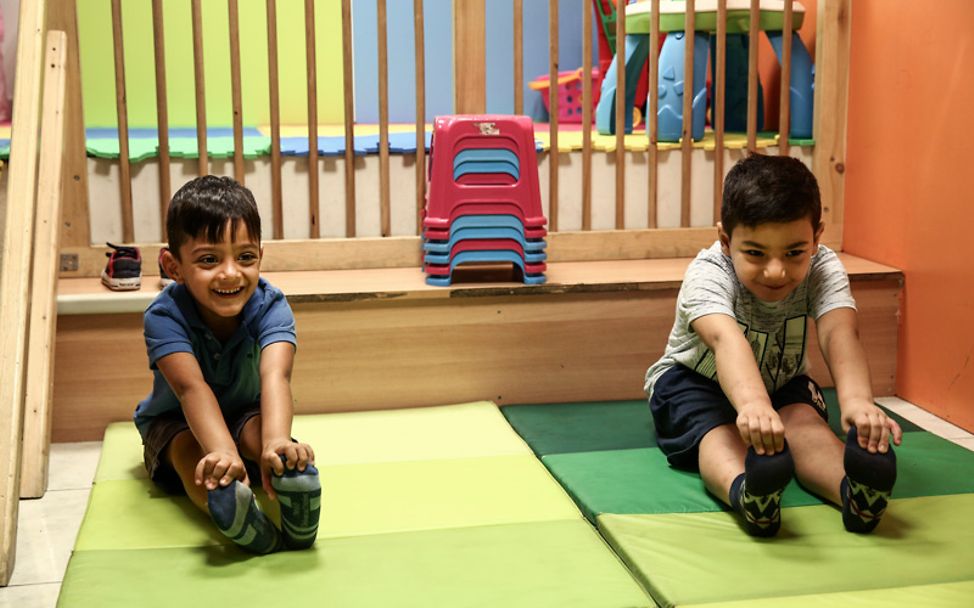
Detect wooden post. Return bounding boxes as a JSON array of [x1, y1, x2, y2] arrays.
[[151, 0, 172, 236], [111, 0, 134, 241], [647, 0, 660, 228], [341, 0, 356, 237], [266, 0, 284, 239], [513, 0, 523, 115], [377, 0, 391, 237], [1, 0, 48, 585], [228, 0, 245, 182], [20, 31, 68, 499], [813, 0, 851, 239], [305, 0, 320, 238], [191, 0, 208, 176], [414, 0, 427, 234], [746, 0, 759, 152], [47, 0, 90, 249], [452, 0, 486, 113], [714, 0, 727, 222], [548, 0, 559, 231], [778, 0, 794, 156], [581, 0, 592, 231], [614, 0, 626, 228], [680, 0, 696, 227]]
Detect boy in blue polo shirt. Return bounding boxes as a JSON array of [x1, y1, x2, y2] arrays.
[[136, 175, 320, 554]]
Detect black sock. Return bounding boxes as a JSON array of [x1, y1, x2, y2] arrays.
[[729, 444, 795, 537], [842, 426, 896, 533], [270, 456, 321, 550], [208, 481, 283, 554]]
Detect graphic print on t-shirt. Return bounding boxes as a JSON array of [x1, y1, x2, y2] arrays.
[[693, 316, 807, 392]]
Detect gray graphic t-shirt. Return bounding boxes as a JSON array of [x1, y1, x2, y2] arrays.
[[644, 242, 856, 398]]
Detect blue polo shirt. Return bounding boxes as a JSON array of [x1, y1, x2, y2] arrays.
[[134, 277, 297, 439]]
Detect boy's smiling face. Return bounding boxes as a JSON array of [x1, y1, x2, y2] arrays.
[[719, 217, 824, 303], [163, 220, 262, 334]]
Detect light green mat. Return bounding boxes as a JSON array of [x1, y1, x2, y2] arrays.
[[683, 580, 974, 608], [598, 494, 974, 607], [85, 136, 272, 161], [60, 520, 653, 608], [85, 138, 159, 162]]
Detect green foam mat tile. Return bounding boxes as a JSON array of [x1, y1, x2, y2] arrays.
[[598, 494, 974, 608], [167, 136, 272, 159], [822, 388, 922, 434], [892, 431, 974, 497], [292, 401, 532, 465], [501, 400, 656, 456], [85, 137, 159, 161], [60, 520, 653, 608], [682, 580, 974, 607], [544, 447, 821, 521], [95, 423, 149, 482]]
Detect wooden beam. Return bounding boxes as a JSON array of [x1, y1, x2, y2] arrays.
[[228, 0, 245, 182], [581, 0, 592, 230], [548, 0, 559, 231], [452, 0, 486, 113], [377, 0, 391, 237], [266, 0, 284, 239], [778, 0, 794, 156], [813, 0, 851, 241], [647, 0, 660, 228], [47, 0, 90, 248], [21, 30, 68, 499], [614, 0, 626, 228], [680, 0, 695, 227], [414, 0, 427, 234], [513, 0, 523, 115], [1, 0, 48, 585], [713, 0, 727, 222], [304, 0, 320, 238], [190, 0, 208, 176], [151, 0, 172, 236], [110, 0, 134, 241], [341, 0, 356, 237]]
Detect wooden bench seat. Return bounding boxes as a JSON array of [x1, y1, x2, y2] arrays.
[[53, 255, 903, 441]]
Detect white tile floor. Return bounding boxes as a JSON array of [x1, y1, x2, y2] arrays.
[[2, 398, 972, 607]]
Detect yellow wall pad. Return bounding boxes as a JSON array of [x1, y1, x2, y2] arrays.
[[61, 521, 654, 608], [598, 494, 974, 607], [77, 455, 581, 551], [681, 580, 974, 608]]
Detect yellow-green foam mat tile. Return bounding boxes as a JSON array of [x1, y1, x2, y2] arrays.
[[597, 494, 974, 607], [681, 580, 974, 607], [59, 520, 654, 608], [293, 401, 532, 465], [94, 422, 149, 482], [317, 454, 582, 539]]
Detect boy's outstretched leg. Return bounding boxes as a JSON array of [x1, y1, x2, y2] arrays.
[[729, 444, 795, 537], [271, 455, 321, 550], [842, 426, 896, 533], [208, 481, 283, 554]]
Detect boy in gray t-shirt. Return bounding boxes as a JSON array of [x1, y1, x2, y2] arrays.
[[645, 155, 902, 537]]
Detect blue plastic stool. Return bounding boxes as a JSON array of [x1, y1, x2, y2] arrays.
[[453, 160, 520, 182], [423, 226, 546, 254], [453, 148, 520, 167], [424, 249, 548, 265]]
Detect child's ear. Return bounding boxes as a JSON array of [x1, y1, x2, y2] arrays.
[[717, 222, 732, 255], [161, 248, 183, 284]]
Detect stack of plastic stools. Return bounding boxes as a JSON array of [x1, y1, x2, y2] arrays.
[[423, 115, 548, 286]]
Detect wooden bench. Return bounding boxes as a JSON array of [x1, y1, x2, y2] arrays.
[[53, 254, 903, 442]]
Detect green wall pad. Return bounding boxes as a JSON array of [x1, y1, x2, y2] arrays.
[[543, 431, 974, 521], [598, 494, 974, 607], [77, 455, 582, 551], [60, 520, 653, 608], [682, 580, 974, 607], [502, 400, 657, 456]]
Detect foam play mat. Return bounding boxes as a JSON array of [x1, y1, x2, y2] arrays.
[[59, 401, 652, 607], [503, 389, 974, 607]]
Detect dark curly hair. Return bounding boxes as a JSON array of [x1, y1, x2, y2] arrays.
[[721, 153, 821, 237], [166, 175, 262, 257]]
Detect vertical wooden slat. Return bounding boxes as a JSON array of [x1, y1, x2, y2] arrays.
[[548, 0, 559, 231], [228, 0, 245, 182], [266, 0, 284, 240], [1, 0, 47, 584], [190, 0, 208, 176], [513, 0, 523, 115], [304, 0, 320, 238], [813, 0, 851, 237], [453, 0, 486, 114], [20, 30, 67, 499], [746, 0, 759, 152], [680, 0, 695, 228], [111, 0, 134, 242], [341, 0, 356, 237], [581, 0, 592, 230], [778, 0, 794, 156], [713, 0, 727, 222], [151, 0, 171, 237], [48, 0, 91, 248], [647, 0, 660, 228], [377, 0, 391, 237], [614, 0, 626, 229], [414, 0, 427, 234]]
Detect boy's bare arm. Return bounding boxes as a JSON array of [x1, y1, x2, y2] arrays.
[[692, 313, 785, 455], [259, 342, 315, 498], [816, 307, 902, 453], [155, 352, 248, 489]]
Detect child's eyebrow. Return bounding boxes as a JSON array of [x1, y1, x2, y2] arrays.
[[740, 240, 768, 249]]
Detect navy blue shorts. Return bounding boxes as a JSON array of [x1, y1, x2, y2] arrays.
[[142, 405, 262, 495], [649, 365, 828, 470]]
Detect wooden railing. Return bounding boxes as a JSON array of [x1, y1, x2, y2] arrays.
[[54, 0, 850, 276]]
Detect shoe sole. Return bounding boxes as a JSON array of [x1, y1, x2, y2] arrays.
[[101, 271, 142, 291]]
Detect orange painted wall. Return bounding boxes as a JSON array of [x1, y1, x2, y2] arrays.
[[843, 0, 974, 431]]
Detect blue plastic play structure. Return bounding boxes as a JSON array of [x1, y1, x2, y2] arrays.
[[596, 3, 814, 142]]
